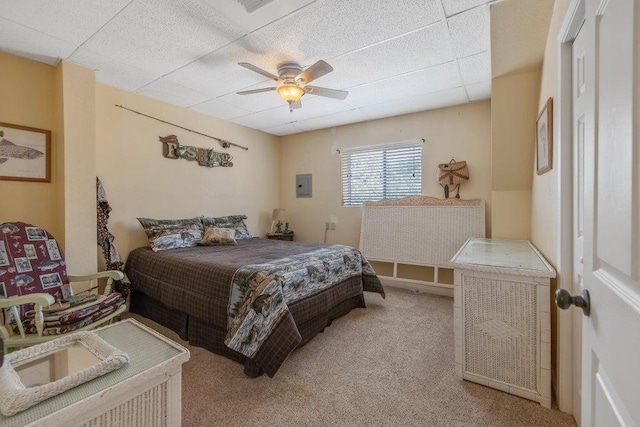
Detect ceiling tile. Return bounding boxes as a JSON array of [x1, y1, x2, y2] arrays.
[[218, 82, 289, 112], [447, 5, 489, 58], [441, 0, 487, 18], [261, 123, 302, 136], [231, 113, 281, 130], [81, 0, 246, 75], [0, 17, 76, 65], [251, 0, 443, 64], [0, 0, 131, 45], [255, 96, 354, 124], [136, 80, 212, 107], [359, 86, 468, 121], [346, 61, 462, 108], [69, 47, 159, 91], [458, 51, 490, 85], [200, 0, 316, 34], [293, 108, 372, 132], [162, 35, 290, 98], [318, 21, 455, 90], [465, 80, 491, 101], [189, 99, 252, 121], [0, 0, 497, 133]]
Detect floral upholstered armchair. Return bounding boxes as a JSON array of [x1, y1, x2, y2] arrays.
[[0, 222, 126, 351]]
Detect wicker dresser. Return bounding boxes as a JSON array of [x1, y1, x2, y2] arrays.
[[450, 238, 556, 408], [0, 319, 190, 427]]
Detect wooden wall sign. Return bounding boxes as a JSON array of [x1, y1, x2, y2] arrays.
[[159, 135, 233, 168]]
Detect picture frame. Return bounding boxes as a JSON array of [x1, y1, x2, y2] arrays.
[[536, 98, 553, 175], [0, 122, 51, 183]]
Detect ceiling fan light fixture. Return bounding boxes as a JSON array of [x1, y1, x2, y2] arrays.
[[277, 84, 305, 103]]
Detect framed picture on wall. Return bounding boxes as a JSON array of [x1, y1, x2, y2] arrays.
[[536, 98, 553, 175], [0, 122, 51, 182]]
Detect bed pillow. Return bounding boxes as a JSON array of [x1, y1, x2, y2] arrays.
[[200, 215, 252, 240], [137, 217, 203, 252], [199, 227, 237, 246]]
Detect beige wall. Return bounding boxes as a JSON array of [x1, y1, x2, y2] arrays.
[[95, 83, 281, 260], [1, 52, 281, 270], [279, 101, 492, 248], [56, 61, 97, 275], [531, 0, 573, 408], [0, 52, 63, 239], [490, 68, 541, 239], [531, 0, 572, 267]]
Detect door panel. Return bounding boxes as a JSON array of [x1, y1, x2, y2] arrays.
[[582, 0, 640, 425], [594, 0, 634, 277]]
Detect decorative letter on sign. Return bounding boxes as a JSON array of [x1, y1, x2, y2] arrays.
[[159, 135, 233, 167]]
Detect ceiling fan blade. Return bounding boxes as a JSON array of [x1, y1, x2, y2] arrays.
[[238, 62, 280, 82], [236, 87, 277, 95], [296, 60, 333, 84], [291, 100, 302, 109], [304, 85, 348, 100]]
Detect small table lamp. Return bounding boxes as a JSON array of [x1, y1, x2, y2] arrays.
[[272, 209, 286, 234]]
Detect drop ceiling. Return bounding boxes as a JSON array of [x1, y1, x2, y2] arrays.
[[0, 0, 494, 136]]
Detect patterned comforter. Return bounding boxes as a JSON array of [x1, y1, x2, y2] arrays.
[[125, 238, 384, 376]]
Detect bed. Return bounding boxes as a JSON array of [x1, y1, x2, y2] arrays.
[[124, 237, 384, 377]]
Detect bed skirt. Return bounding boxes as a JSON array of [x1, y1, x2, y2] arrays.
[[130, 275, 367, 377]]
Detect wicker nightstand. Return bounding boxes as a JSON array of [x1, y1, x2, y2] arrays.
[[450, 238, 556, 408], [266, 233, 294, 241]]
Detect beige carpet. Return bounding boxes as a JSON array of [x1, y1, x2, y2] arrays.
[[131, 288, 576, 427]]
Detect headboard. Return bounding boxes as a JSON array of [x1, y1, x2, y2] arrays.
[[359, 196, 486, 294]]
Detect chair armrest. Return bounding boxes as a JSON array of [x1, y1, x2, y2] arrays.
[[0, 293, 55, 309], [68, 271, 124, 282]]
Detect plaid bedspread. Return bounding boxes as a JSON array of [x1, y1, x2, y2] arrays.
[[125, 238, 384, 376]]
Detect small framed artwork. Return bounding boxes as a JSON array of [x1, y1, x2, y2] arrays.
[[0, 241, 9, 266], [0, 122, 51, 182], [40, 272, 63, 290], [24, 244, 37, 259], [25, 226, 47, 241], [536, 98, 553, 175], [14, 257, 33, 273], [46, 239, 62, 260]]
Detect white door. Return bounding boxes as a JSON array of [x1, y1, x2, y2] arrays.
[[571, 24, 586, 425], [581, 0, 640, 425]]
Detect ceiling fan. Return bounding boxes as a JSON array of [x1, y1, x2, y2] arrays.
[[236, 60, 348, 112]]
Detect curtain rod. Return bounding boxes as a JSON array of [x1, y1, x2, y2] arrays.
[[114, 104, 249, 151], [336, 138, 425, 154]]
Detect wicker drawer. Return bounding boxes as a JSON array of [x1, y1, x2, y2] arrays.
[[450, 238, 556, 408]]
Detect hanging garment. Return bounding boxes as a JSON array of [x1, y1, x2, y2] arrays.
[[97, 177, 130, 298]]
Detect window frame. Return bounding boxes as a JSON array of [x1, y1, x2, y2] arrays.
[[340, 140, 423, 207]]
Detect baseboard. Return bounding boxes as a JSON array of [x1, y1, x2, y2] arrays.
[[380, 277, 453, 298]]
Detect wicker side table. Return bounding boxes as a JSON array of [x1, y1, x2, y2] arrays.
[[450, 238, 556, 408], [0, 319, 190, 427]]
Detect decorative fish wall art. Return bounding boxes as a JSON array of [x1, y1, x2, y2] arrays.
[[159, 135, 233, 168], [0, 130, 44, 164], [0, 122, 51, 182]]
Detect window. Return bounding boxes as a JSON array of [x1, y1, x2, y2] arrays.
[[341, 141, 422, 206]]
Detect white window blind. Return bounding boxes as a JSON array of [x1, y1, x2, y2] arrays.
[[341, 141, 422, 206]]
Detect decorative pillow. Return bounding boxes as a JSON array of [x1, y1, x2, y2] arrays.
[[200, 215, 252, 240], [199, 227, 237, 246], [0, 222, 70, 324], [137, 217, 203, 252]]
